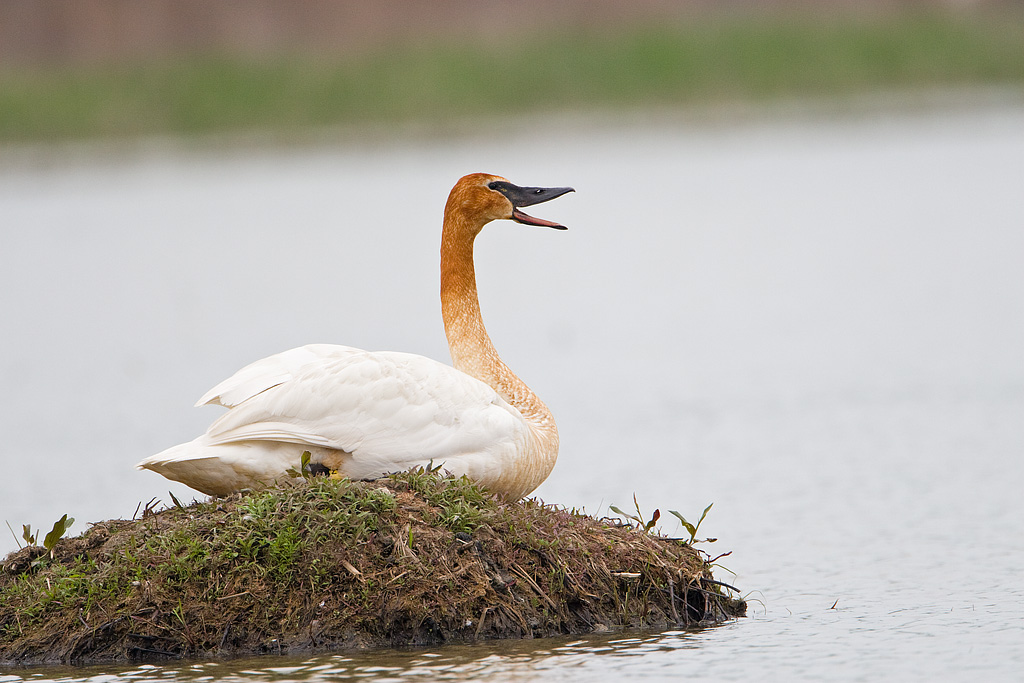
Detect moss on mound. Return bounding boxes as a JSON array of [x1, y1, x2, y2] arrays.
[[0, 470, 744, 665]]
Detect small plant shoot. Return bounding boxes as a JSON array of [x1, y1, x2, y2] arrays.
[[42, 514, 75, 558], [669, 503, 715, 545], [610, 494, 662, 534]]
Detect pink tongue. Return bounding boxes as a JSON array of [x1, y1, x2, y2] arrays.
[[513, 208, 566, 229]]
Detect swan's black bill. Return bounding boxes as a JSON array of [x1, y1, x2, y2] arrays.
[[489, 180, 574, 230]]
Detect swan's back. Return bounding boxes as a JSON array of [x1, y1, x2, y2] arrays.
[[196, 343, 350, 408], [138, 345, 534, 495]]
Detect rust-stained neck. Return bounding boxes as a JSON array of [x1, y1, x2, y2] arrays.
[[439, 176, 559, 493]]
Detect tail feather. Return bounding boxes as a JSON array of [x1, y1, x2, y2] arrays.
[[137, 436, 305, 497]]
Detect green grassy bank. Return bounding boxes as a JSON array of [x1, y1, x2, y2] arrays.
[[0, 470, 743, 665], [1, 10, 1023, 143]]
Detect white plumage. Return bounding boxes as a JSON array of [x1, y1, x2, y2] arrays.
[[138, 173, 573, 500], [141, 345, 531, 496]]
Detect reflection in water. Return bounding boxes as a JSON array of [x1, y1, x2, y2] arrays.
[[1, 629, 711, 682]]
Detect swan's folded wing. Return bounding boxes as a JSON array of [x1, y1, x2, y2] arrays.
[[196, 344, 361, 408], [203, 350, 529, 464]]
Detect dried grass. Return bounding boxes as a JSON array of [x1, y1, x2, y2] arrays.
[[0, 470, 744, 665]]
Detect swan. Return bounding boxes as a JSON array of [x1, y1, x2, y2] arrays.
[[137, 173, 573, 500]]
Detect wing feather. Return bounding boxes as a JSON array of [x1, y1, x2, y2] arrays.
[[202, 346, 529, 468], [196, 344, 356, 408]]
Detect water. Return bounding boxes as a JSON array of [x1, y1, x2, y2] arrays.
[[2, 100, 1023, 681]]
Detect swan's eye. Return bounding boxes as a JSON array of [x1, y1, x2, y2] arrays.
[[533, 189, 543, 194]]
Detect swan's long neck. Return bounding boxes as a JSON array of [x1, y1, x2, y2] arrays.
[[440, 209, 558, 485]]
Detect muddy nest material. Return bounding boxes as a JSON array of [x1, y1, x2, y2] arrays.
[[0, 470, 745, 665]]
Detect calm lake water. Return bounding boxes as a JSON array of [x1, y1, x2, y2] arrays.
[[2, 100, 1023, 681]]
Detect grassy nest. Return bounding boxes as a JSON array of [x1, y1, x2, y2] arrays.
[[0, 469, 744, 666]]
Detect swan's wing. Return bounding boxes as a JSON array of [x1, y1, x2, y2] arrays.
[[203, 350, 529, 467], [196, 344, 359, 408]]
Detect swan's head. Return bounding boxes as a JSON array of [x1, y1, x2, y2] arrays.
[[447, 173, 574, 231]]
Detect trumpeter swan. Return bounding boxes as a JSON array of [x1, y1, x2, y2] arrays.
[[137, 173, 573, 500]]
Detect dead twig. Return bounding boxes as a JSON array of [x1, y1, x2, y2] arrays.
[[510, 563, 558, 611], [702, 578, 740, 593], [341, 559, 365, 583], [215, 591, 252, 601], [474, 607, 490, 639], [666, 573, 681, 625]]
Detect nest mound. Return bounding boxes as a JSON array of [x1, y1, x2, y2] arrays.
[[0, 470, 744, 665]]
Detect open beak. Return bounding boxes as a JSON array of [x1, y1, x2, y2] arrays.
[[489, 181, 575, 230], [512, 208, 568, 229]]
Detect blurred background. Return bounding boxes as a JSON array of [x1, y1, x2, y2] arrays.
[[2, 0, 1024, 142], [2, 2, 1024, 679]]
